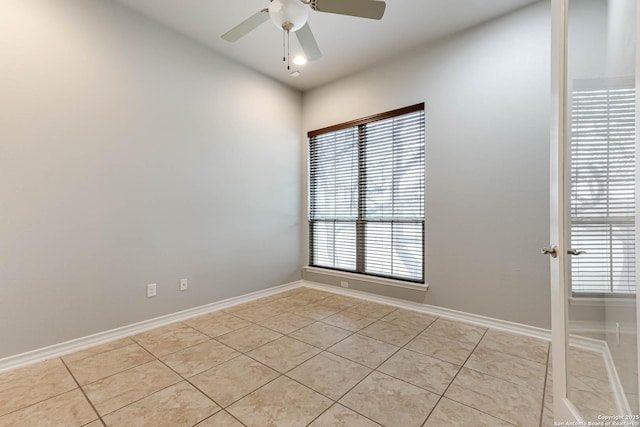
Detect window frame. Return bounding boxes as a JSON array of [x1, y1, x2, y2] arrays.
[[307, 103, 425, 284]]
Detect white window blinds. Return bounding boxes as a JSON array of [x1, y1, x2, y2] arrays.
[[309, 104, 425, 283], [569, 78, 636, 294]]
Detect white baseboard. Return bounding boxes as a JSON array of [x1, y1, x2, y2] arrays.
[[0, 280, 303, 373]]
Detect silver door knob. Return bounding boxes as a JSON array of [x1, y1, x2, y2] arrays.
[[541, 245, 558, 258], [567, 249, 586, 256]]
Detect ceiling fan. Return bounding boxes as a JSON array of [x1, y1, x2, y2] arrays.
[[221, 0, 386, 66]]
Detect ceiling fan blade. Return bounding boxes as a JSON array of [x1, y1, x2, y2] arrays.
[[221, 9, 269, 42], [295, 23, 322, 61], [312, 0, 386, 20]]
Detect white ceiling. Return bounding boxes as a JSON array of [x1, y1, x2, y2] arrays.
[[114, 0, 538, 91]]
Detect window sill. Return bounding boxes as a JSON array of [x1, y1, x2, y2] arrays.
[[569, 295, 635, 308], [303, 266, 429, 292]]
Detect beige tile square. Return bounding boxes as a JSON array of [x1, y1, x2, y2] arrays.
[[465, 346, 546, 391], [328, 334, 399, 368], [570, 373, 611, 395], [321, 295, 363, 310], [62, 338, 135, 363], [290, 322, 352, 349], [215, 324, 282, 353], [272, 297, 313, 312], [252, 292, 294, 305], [190, 355, 278, 407], [160, 339, 240, 377], [568, 347, 609, 383], [82, 360, 180, 416], [359, 320, 421, 347], [444, 367, 541, 427], [478, 329, 549, 364], [258, 312, 315, 334], [223, 300, 265, 314], [184, 312, 251, 338], [426, 318, 486, 345], [198, 411, 244, 427], [340, 371, 439, 427], [321, 311, 376, 332], [291, 304, 341, 320], [102, 381, 219, 427], [381, 309, 438, 330], [378, 349, 459, 395], [406, 331, 475, 365], [346, 301, 396, 318], [424, 397, 515, 427], [570, 388, 617, 422], [227, 303, 286, 323], [0, 389, 96, 427], [288, 352, 371, 400], [228, 376, 332, 427], [66, 343, 154, 385], [309, 404, 382, 427], [133, 322, 186, 340], [247, 336, 320, 373], [133, 323, 210, 357], [292, 289, 334, 303], [0, 358, 77, 416]]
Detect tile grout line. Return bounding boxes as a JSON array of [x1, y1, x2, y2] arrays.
[[420, 329, 528, 427], [59, 358, 107, 427], [62, 339, 133, 365], [151, 352, 250, 426], [102, 298, 402, 425], [215, 298, 407, 426], [177, 302, 338, 421], [539, 341, 552, 427], [303, 311, 440, 426], [0, 385, 78, 420], [192, 410, 247, 427], [209, 301, 361, 422], [420, 328, 488, 427]]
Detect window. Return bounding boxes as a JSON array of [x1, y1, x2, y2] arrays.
[[569, 78, 636, 295], [308, 104, 425, 283]]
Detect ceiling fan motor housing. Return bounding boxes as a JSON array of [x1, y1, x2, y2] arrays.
[[268, 0, 309, 32]]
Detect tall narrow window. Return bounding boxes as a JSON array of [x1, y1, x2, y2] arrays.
[[570, 78, 636, 295], [309, 104, 425, 283]]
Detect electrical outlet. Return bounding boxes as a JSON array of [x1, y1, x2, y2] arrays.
[[341, 281, 349, 288], [147, 283, 157, 298], [179, 278, 188, 291]]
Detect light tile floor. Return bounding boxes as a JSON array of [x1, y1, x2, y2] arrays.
[[0, 287, 614, 426]]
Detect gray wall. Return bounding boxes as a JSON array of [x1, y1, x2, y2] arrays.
[[302, 1, 552, 329], [0, 0, 302, 358]]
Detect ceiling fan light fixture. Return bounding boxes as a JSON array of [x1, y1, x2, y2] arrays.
[[293, 55, 308, 65], [268, 0, 309, 32]]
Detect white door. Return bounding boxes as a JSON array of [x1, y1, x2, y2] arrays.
[[548, 0, 639, 422], [548, 0, 580, 419]]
